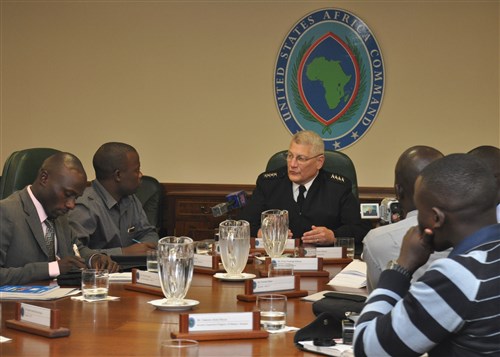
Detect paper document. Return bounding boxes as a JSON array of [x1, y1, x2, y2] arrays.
[[109, 272, 132, 282], [302, 290, 331, 302], [328, 259, 367, 289], [0, 287, 79, 300], [298, 341, 353, 356]]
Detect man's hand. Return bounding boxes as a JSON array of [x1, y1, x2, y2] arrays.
[[122, 242, 157, 255], [301, 226, 335, 246], [397, 226, 434, 274], [57, 256, 86, 273], [90, 254, 120, 273]]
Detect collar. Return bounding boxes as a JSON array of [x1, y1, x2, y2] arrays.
[[292, 173, 318, 196], [27, 185, 48, 224], [449, 224, 500, 257], [92, 180, 120, 209]]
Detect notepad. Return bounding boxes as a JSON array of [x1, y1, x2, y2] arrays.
[[0, 285, 79, 300], [327, 259, 367, 289]]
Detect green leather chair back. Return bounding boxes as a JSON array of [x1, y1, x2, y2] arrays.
[[135, 175, 163, 232], [266, 149, 359, 199], [0, 148, 61, 199]]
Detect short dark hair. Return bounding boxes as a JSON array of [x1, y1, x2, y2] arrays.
[[419, 153, 496, 215], [93, 142, 137, 180]]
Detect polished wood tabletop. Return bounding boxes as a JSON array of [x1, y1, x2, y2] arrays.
[[0, 264, 364, 356]]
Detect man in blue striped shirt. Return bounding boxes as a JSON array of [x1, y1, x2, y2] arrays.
[[354, 153, 500, 356]]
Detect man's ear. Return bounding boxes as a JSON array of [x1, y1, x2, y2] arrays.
[[39, 169, 49, 186], [113, 169, 121, 182], [431, 207, 445, 228]]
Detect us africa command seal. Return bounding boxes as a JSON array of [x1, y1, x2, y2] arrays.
[[274, 8, 385, 150]]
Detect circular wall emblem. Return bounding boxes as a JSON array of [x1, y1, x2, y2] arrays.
[[274, 8, 385, 150]]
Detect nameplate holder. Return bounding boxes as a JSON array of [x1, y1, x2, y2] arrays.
[[264, 257, 329, 277], [6, 302, 70, 338], [316, 247, 343, 259], [193, 255, 223, 274], [236, 275, 308, 302], [250, 238, 299, 253], [172, 311, 268, 340], [124, 269, 164, 296]]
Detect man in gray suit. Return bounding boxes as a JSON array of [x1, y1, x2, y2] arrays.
[[0, 152, 119, 285]]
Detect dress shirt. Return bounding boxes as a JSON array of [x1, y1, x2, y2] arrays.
[[362, 210, 450, 293], [27, 186, 60, 277], [68, 180, 159, 255]]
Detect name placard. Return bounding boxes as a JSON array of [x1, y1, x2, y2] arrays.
[[253, 276, 295, 293], [188, 312, 253, 332], [194, 254, 213, 268], [271, 257, 319, 271], [20, 303, 51, 327], [135, 270, 161, 287], [254, 238, 296, 250], [316, 247, 343, 259]]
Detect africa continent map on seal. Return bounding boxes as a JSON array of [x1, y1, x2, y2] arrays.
[[274, 8, 385, 150], [306, 57, 351, 110]]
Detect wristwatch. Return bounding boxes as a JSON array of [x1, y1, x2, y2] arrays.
[[386, 260, 412, 279]]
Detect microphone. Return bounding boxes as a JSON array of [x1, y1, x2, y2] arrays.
[[211, 191, 248, 217]]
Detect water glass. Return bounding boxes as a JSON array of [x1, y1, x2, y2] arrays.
[[81, 269, 109, 301], [147, 250, 158, 272], [219, 220, 250, 277], [335, 237, 355, 259], [261, 209, 289, 258], [257, 294, 287, 331], [158, 236, 194, 305], [160, 339, 199, 357]]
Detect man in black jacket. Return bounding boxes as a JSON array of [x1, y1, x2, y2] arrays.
[[239, 130, 368, 248]]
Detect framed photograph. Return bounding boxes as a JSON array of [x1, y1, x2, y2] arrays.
[[360, 203, 380, 219]]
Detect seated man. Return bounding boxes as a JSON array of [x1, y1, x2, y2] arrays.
[[354, 154, 500, 356], [68, 142, 158, 255], [239, 130, 368, 249], [468, 145, 500, 222], [362, 145, 448, 292], [0, 152, 119, 286]]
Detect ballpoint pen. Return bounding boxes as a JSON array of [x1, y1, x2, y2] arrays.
[[132, 239, 142, 244]]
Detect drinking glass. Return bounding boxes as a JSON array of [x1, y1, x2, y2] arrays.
[[218, 220, 250, 277], [257, 294, 287, 330], [160, 339, 199, 357], [158, 236, 194, 305], [81, 269, 109, 301], [261, 209, 289, 258], [335, 237, 355, 259]]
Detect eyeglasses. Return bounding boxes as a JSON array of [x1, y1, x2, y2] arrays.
[[283, 152, 323, 164]]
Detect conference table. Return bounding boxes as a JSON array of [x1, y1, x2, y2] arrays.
[[0, 262, 365, 357]]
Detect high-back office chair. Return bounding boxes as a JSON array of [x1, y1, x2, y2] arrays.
[[0, 148, 61, 199], [266, 149, 359, 199], [135, 175, 163, 232]]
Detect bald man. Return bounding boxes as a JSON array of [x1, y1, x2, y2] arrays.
[[468, 145, 500, 222], [354, 154, 500, 356], [362, 145, 446, 292], [0, 152, 119, 285]]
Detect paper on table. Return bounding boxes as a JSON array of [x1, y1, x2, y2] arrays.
[[109, 272, 132, 282], [327, 259, 367, 289], [298, 341, 352, 356], [301, 290, 331, 302], [0, 287, 79, 301]]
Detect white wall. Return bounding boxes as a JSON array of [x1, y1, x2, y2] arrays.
[[1, 0, 499, 187]]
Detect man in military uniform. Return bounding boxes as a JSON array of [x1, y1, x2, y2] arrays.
[[239, 130, 368, 249]]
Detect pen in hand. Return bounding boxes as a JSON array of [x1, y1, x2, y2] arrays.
[[73, 244, 82, 258], [132, 239, 142, 244]]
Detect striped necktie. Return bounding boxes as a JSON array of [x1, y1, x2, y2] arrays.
[[44, 219, 56, 261]]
